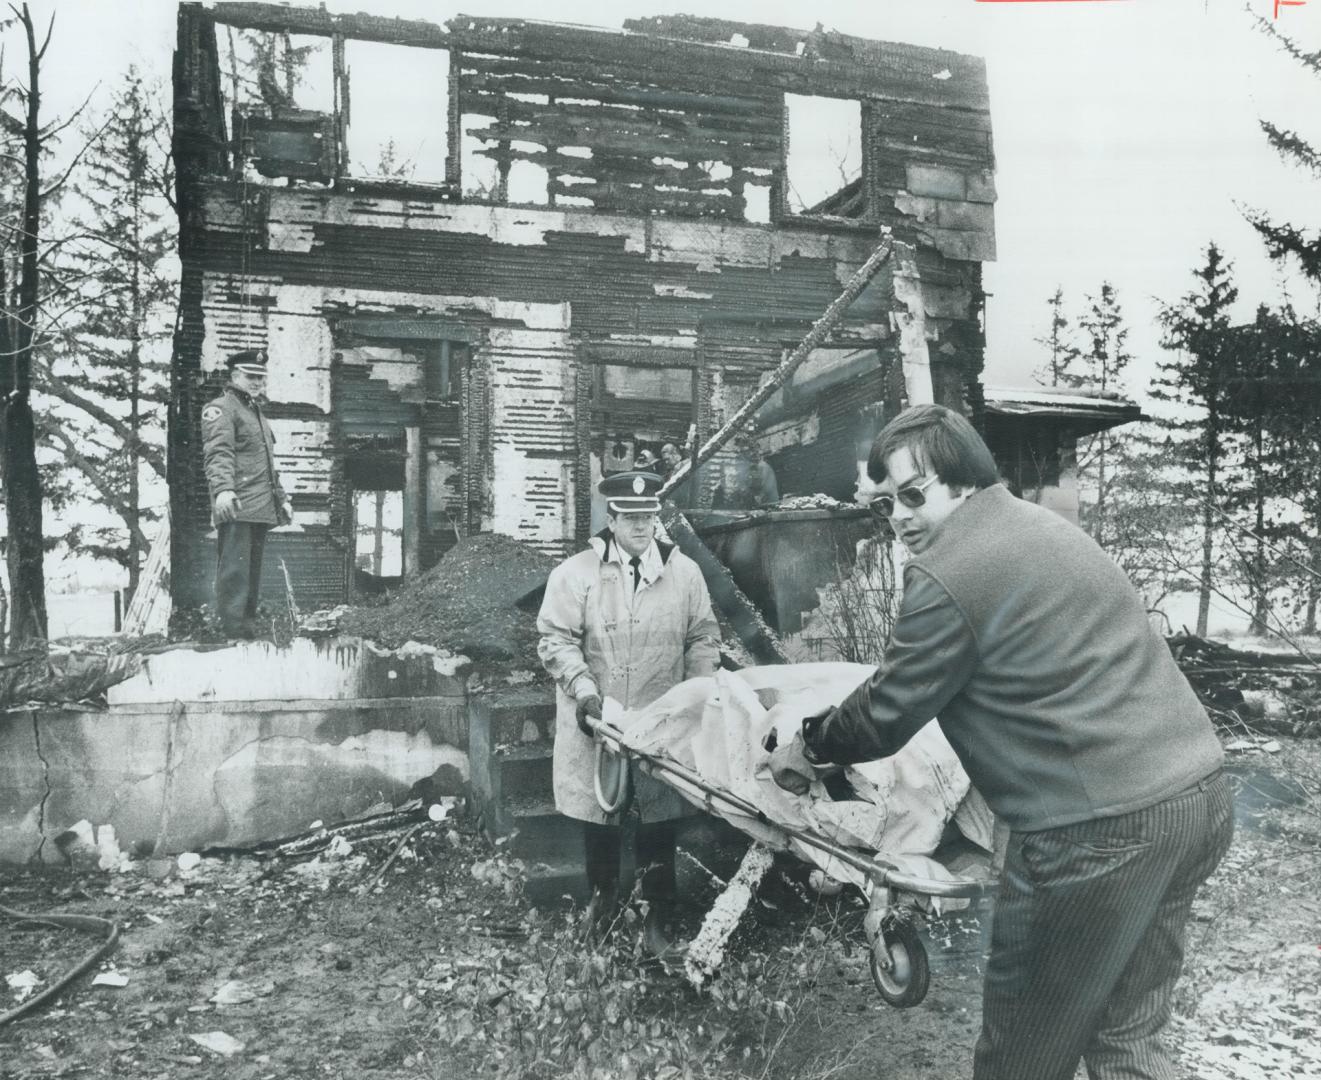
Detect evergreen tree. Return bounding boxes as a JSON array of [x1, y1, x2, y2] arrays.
[[1152, 245, 1240, 638], [1033, 287, 1083, 388], [1234, 307, 1321, 635], [1244, 14, 1321, 635], [1246, 15, 1321, 290], [37, 68, 175, 601], [1073, 282, 1133, 545]]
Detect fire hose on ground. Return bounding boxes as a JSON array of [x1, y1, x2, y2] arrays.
[[0, 905, 122, 1027]]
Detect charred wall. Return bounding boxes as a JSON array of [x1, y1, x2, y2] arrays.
[[170, 4, 996, 611]]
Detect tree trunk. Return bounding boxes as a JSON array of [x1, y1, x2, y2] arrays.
[[127, 196, 144, 603], [372, 490, 385, 575], [0, 6, 50, 646], [1196, 420, 1216, 639], [1306, 536, 1321, 636], [1249, 427, 1268, 636]]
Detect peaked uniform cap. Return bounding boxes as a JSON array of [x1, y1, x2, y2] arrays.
[[226, 349, 269, 374], [600, 470, 663, 513]]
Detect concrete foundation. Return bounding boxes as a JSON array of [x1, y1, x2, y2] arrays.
[[0, 637, 469, 864]]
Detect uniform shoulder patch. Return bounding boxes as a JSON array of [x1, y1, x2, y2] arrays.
[[202, 405, 223, 423]]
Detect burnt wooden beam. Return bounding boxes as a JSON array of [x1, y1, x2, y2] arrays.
[[209, 3, 448, 48], [661, 233, 895, 502], [449, 16, 990, 111]]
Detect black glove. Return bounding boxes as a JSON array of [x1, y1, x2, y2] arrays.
[[769, 731, 816, 796], [575, 694, 602, 737], [801, 705, 835, 753]]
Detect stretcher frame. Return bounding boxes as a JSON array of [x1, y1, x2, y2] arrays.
[[588, 714, 992, 1006]]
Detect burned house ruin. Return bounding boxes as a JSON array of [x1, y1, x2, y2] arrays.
[[169, 3, 998, 611]]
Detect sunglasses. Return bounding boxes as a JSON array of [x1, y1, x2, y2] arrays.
[[869, 474, 939, 520]]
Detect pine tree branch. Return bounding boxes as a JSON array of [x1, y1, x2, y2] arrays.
[[1250, 9, 1321, 77], [1244, 209, 1321, 280], [35, 418, 151, 554], [38, 113, 113, 202], [35, 85, 97, 143], [1260, 120, 1321, 178], [33, 359, 167, 479]]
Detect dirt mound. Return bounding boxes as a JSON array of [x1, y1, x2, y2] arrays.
[[338, 532, 556, 665]]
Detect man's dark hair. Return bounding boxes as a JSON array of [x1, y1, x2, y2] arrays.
[[867, 403, 1000, 489]]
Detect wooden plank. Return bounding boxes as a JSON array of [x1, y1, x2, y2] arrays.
[[212, 2, 449, 47], [485, 94, 781, 138], [404, 425, 423, 578], [448, 20, 990, 110], [458, 63, 776, 118], [469, 122, 778, 163]]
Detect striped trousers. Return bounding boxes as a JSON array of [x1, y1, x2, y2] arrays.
[[974, 770, 1234, 1080]]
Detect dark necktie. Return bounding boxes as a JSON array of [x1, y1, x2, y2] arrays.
[[629, 556, 642, 592]]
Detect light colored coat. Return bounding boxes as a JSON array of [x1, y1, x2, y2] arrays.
[[537, 532, 720, 824]]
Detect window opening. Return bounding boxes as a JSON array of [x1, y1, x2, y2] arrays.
[[344, 41, 450, 182], [784, 94, 864, 217], [461, 116, 500, 198], [353, 489, 404, 584], [221, 28, 335, 183]]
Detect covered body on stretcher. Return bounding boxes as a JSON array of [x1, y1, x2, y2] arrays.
[[597, 662, 996, 898]]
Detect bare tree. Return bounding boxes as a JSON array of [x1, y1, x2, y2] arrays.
[[0, 4, 53, 646]]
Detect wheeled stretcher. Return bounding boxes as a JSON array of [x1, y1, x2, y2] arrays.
[[586, 700, 992, 1007]]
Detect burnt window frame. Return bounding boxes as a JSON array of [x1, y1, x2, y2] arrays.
[[778, 92, 874, 226]]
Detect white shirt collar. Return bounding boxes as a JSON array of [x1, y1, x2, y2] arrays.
[[604, 536, 663, 587]]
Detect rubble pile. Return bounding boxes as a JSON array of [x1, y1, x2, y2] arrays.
[[1170, 634, 1321, 738], [338, 533, 557, 665]]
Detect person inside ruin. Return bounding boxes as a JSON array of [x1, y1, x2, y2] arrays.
[[633, 447, 661, 471], [743, 439, 779, 507], [537, 469, 720, 956], [770, 403, 1231, 1080], [659, 441, 682, 479], [658, 440, 699, 510], [202, 349, 292, 639]]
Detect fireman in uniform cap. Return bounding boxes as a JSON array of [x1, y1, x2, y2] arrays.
[[537, 470, 720, 955], [202, 350, 291, 639]]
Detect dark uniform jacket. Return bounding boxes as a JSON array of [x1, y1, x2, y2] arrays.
[[202, 386, 287, 526], [809, 483, 1222, 832]]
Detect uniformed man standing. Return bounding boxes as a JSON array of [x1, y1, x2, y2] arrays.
[[202, 350, 291, 639], [537, 470, 721, 955]]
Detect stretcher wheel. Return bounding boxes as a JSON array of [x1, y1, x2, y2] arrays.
[[869, 917, 929, 1008]]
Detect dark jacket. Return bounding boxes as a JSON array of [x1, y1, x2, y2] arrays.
[[202, 386, 287, 526], [809, 484, 1222, 832]]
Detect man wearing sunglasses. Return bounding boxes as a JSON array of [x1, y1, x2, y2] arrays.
[[772, 404, 1230, 1080]]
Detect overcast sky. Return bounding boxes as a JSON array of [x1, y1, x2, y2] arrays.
[[30, 0, 1321, 399]]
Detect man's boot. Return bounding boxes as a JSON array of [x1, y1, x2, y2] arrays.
[[581, 822, 622, 942], [638, 821, 682, 958], [641, 897, 687, 960], [582, 883, 619, 942]]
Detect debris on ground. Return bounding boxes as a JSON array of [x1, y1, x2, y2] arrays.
[[336, 533, 558, 665], [1, 740, 1318, 1078], [1170, 633, 1321, 738], [187, 1031, 245, 1057]]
